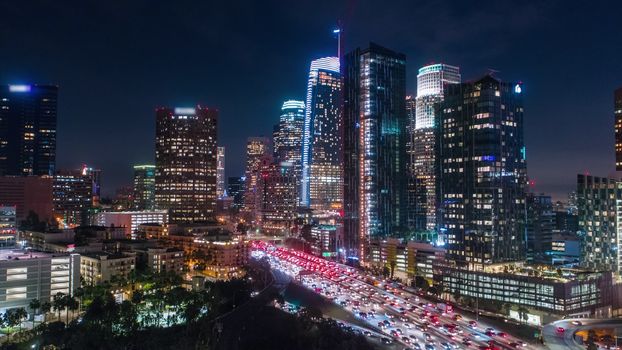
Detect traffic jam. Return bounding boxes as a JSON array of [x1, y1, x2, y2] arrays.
[[252, 240, 534, 350]]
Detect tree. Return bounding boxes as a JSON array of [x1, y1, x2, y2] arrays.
[[389, 260, 397, 279], [66, 296, 79, 324], [53, 292, 67, 322], [517, 305, 529, 324], [40, 301, 52, 324], [29, 298, 41, 328]]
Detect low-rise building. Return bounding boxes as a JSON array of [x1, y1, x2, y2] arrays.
[[140, 247, 184, 274], [369, 238, 445, 281], [80, 251, 136, 286], [93, 210, 169, 238], [439, 263, 614, 325], [310, 225, 338, 258], [0, 250, 80, 312], [0, 206, 17, 248]]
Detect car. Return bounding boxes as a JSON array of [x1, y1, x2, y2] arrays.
[[556, 326, 565, 333], [440, 342, 452, 350], [414, 345, 423, 350], [571, 320, 582, 326], [462, 338, 472, 346], [381, 337, 393, 344], [404, 323, 413, 329], [395, 328, 404, 335], [425, 345, 436, 350], [391, 330, 400, 338], [453, 314, 463, 321], [402, 336, 412, 344], [424, 333, 433, 342], [497, 332, 508, 338], [509, 342, 521, 348], [469, 320, 477, 328]]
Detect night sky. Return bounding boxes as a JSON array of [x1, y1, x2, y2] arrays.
[[1, 1, 620, 200]]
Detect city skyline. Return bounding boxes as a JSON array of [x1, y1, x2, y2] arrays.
[[1, 2, 620, 201]]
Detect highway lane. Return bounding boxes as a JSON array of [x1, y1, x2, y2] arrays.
[[252, 241, 538, 350], [543, 319, 622, 350]]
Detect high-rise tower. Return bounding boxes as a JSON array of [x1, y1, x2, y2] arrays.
[[437, 75, 526, 266], [155, 106, 218, 223], [412, 64, 460, 235], [301, 57, 342, 212], [343, 43, 407, 261], [615, 88, 622, 170], [133, 165, 156, 210], [217, 147, 225, 198], [273, 100, 305, 192], [0, 84, 58, 176]]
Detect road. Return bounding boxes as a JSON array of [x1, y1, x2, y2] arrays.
[[543, 319, 622, 350], [252, 240, 537, 350]]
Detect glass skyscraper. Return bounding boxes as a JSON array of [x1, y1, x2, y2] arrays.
[[343, 43, 407, 261], [615, 87, 622, 170], [273, 100, 305, 195], [300, 57, 342, 212], [412, 64, 460, 234], [133, 164, 156, 210], [155, 106, 218, 223], [437, 75, 526, 266], [0, 84, 58, 176]]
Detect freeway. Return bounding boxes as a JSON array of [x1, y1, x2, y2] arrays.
[[543, 318, 622, 350], [252, 240, 538, 350]]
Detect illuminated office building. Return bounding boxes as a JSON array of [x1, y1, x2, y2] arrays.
[[257, 160, 297, 235], [227, 176, 245, 209], [413, 64, 460, 233], [577, 175, 622, 275], [343, 43, 407, 261], [0, 84, 57, 176], [53, 168, 95, 227], [155, 106, 218, 223], [525, 193, 554, 263], [273, 100, 305, 193], [133, 165, 155, 210], [406, 95, 417, 230], [615, 87, 622, 170], [217, 147, 225, 198], [243, 137, 271, 218], [301, 57, 342, 211], [437, 75, 526, 266]]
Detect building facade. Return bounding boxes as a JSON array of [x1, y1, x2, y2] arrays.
[[301, 57, 342, 212], [0, 176, 53, 224], [242, 137, 272, 219], [273, 100, 305, 199], [227, 176, 245, 209], [0, 84, 57, 177], [615, 87, 622, 170], [53, 169, 95, 227], [217, 147, 225, 198], [526, 193, 555, 263], [257, 160, 298, 235], [437, 75, 526, 266], [0, 251, 80, 312], [412, 64, 460, 233], [577, 174, 622, 275], [80, 252, 136, 286], [133, 165, 156, 210], [343, 43, 407, 261], [155, 106, 218, 223], [93, 210, 169, 237]]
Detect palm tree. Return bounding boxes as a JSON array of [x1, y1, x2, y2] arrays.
[[14, 307, 27, 332], [29, 298, 41, 329], [66, 296, 79, 323], [52, 292, 67, 323], [40, 301, 51, 324]]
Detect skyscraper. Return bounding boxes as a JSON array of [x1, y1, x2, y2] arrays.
[[437, 75, 526, 266], [155, 106, 218, 223], [343, 43, 407, 261], [413, 64, 460, 234], [615, 87, 622, 170], [525, 192, 554, 263], [217, 147, 225, 198], [243, 137, 272, 219], [257, 159, 298, 235], [227, 176, 245, 209], [273, 100, 305, 191], [405, 95, 417, 230], [133, 165, 156, 210], [53, 169, 95, 227], [301, 57, 342, 211], [0, 84, 58, 176], [577, 174, 622, 275]]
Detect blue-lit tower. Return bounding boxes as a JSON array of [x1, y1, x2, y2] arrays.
[[300, 57, 342, 212]]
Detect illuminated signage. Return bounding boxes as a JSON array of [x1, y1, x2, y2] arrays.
[[174, 107, 196, 115], [9, 85, 31, 92], [514, 84, 522, 94]]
